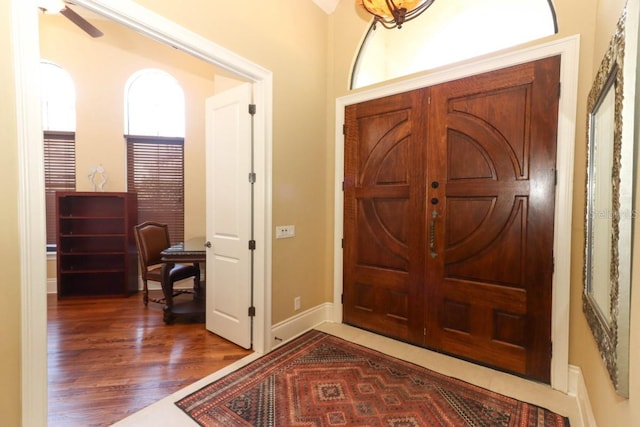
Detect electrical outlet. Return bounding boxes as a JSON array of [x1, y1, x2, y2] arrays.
[[276, 225, 296, 239], [294, 296, 301, 311]]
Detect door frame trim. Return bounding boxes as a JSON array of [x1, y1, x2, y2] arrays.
[[333, 35, 580, 394], [14, 1, 273, 425]]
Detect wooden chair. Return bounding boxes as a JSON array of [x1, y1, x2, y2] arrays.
[[133, 221, 200, 307]]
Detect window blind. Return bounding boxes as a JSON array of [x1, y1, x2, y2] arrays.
[[44, 130, 76, 248], [126, 135, 185, 244]]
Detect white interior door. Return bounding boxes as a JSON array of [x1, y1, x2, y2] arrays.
[[205, 83, 253, 349]]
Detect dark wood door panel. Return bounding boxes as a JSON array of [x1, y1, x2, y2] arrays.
[[343, 56, 560, 382], [445, 196, 527, 285], [438, 279, 528, 374], [346, 278, 412, 335], [343, 90, 428, 344], [447, 86, 532, 179], [427, 56, 560, 382], [355, 197, 410, 266]]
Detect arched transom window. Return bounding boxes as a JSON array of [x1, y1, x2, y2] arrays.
[[125, 69, 185, 137], [352, 0, 558, 88], [40, 61, 76, 131]]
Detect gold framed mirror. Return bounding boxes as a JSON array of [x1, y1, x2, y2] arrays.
[[583, 9, 631, 398]]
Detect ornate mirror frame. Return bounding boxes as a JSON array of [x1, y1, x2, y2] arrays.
[[583, 9, 631, 398]]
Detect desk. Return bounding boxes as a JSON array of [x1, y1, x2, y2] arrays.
[[160, 237, 206, 324]]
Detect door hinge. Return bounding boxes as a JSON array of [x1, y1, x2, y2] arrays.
[[554, 169, 558, 186], [558, 82, 561, 99], [549, 341, 553, 357], [249, 172, 257, 183], [248, 306, 256, 317], [248, 104, 256, 115], [341, 294, 344, 304], [343, 124, 346, 135], [424, 327, 427, 336], [342, 181, 345, 191], [249, 240, 256, 250]]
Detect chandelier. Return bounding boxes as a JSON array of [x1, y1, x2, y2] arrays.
[[360, 0, 436, 29]]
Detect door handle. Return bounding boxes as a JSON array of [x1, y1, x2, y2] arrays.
[[204, 241, 212, 248], [429, 210, 438, 258]]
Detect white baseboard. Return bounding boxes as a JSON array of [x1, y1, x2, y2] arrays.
[[47, 278, 57, 294], [568, 364, 597, 427], [270, 303, 335, 349]]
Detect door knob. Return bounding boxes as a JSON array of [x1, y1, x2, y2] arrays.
[[431, 197, 439, 205], [431, 181, 439, 189], [204, 241, 212, 248]]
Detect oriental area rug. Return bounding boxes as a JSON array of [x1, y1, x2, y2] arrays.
[[176, 330, 570, 427]]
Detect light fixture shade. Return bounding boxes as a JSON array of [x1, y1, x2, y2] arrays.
[[361, 0, 423, 18], [360, 0, 435, 29]]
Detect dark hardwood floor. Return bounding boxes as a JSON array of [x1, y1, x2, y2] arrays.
[[48, 291, 252, 427]]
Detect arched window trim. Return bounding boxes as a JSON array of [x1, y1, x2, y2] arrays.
[[548, 0, 559, 34], [350, 24, 376, 90]]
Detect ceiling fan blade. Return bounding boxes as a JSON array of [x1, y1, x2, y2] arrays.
[[60, 6, 103, 38]]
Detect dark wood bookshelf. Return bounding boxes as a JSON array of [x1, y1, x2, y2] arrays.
[[56, 192, 138, 298]]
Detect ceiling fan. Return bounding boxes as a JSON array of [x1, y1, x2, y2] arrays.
[[39, 0, 104, 38]]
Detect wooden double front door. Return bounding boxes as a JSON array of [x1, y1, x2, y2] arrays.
[[343, 56, 560, 382]]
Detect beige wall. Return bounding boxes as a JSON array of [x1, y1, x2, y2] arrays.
[[5, 0, 640, 425], [1, 0, 22, 423]]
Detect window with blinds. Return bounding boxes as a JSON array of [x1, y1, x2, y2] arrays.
[[41, 61, 76, 251], [125, 69, 186, 243], [44, 130, 76, 249], [126, 135, 185, 244]]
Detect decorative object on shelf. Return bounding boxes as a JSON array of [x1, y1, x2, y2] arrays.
[[359, 0, 435, 29], [88, 164, 108, 191]]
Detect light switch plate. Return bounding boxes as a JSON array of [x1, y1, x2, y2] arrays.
[[276, 225, 296, 239]]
